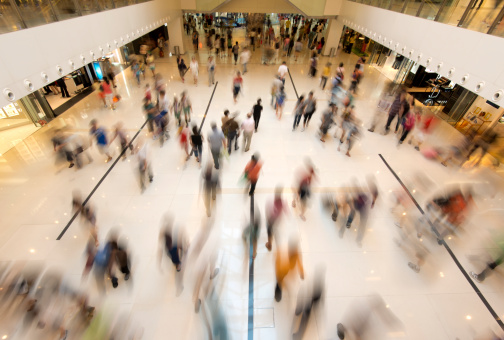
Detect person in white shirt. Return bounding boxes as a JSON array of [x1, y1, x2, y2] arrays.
[[240, 47, 251, 74], [159, 90, 170, 116], [278, 61, 288, 85], [190, 56, 199, 86], [241, 112, 255, 152]]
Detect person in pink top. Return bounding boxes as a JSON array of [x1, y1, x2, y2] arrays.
[[101, 76, 115, 110]]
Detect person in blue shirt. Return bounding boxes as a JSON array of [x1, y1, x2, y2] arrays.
[[89, 119, 112, 163]]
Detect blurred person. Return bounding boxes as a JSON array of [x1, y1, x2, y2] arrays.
[[147, 52, 155, 77], [181, 91, 193, 125], [101, 76, 115, 109], [336, 294, 404, 340], [288, 36, 295, 57], [319, 104, 337, 142], [219, 35, 226, 58], [208, 122, 226, 169], [214, 34, 221, 57], [368, 81, 395, 133], [190, 56, 199, 86], [348, 67, 362, 95], [232, 71, 243, 103], [336, 62, 345, 80], [110, 122, 134, 160], [241, 112, 255, 152], [292, 162, 316, 221], [223, 113, 240, 154], [144, 83, 152, 101], [252, 98, 263, 132], [227, 34, 233, 58], [56, 77, 70, 98], [177, 55, 188, 83], [179, 121, 191, 162], [242, 205, 261, 259], [201, 163, 220, 216], [366, 175, 379, 209], [191, 125, 204, 164], [463, 128, 499, 167], [232, 41, 240, 65], [283, 35, 290, 57], [274, 37, 281, 62], [91, 233, 119, 292], [308, 52, 318, 78], [397, 106, 417, 145], [271, 76, 283, 107], [278, 61, 288, 85], [276, 86, 287, 120], [89, 119, 113, 163], [302, 91, 316, 131], [337, 105, 354, 148], [208, 55, 216, 86], [265, 186, 289, 251], [143, 97, 157, 136], [158, 221, 188, 295], [154, 108, 169, 147], [243, 153, 263, 196], [341, 181, 370, 247], [294, 38, 303, 61], [384, 88, 407, 134], [275, 236, 304, 302], [470, 232, 504, 283], [320, 62, 331, 90], [338, 115, 361, 157], [192, 30, 199, 51], [65, 129, 92, 169], [292, 95, 306, 131], [441, 129, 476, 167], [172, 95, 182, 127], [221, 109, 230, 133], [154, 73, 165, 103], [292, 266, 326, 339], [135, 137, 153, 193], [132, 60, 141, 85], [240, 47, 251, 74], [52, 128, 75, 169]]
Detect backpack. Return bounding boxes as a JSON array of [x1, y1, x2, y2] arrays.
[[94, 243, 111, 268]]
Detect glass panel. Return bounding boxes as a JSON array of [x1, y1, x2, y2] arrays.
[[459, 0, 502, 33], [489, 11, 504, 36], [419, 0, 442, 20], [436, 0, 471, 26], [404, 0, 423, 16], [79, 0, 99, 15], [96, 0, 114, 10], [380, 0, 392, 8], [16, 0, 56, 28], [389, 0, 407, 12], [51, 0, 80, 21], [0, 0, 25, 33]]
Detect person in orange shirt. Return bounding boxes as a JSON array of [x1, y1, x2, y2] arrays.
[[243, 153, 263, 196], [275, 237, 304, 302]]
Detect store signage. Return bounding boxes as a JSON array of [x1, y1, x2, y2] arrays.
[[3, 103, 20, 117], [93, 62, 103, 80]]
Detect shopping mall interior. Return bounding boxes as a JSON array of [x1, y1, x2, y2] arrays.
[[0, 0, 504, 339]]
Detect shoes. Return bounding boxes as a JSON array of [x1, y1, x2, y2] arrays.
[[149, 177, 153, 183], [69, 163, 75, 168], [106, 156, 113, 163], [265, 242, 272, 251], [125, 273, 130, 281], [470, 271, 482, 283]]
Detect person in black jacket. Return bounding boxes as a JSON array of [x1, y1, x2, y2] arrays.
[[56, 78, 70, 98]]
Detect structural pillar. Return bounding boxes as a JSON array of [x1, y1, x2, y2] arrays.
[[167, 16, 186, 55], [323, 18, 344, 57]]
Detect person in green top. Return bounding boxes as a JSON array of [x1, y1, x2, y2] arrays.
[[471, 233, 504, 282], [143, 97, 157, 135]]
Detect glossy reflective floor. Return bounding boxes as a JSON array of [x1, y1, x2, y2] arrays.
[[1, 27, 504, 339]]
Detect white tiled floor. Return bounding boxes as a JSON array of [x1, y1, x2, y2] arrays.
[[1, 25, 504, 339]]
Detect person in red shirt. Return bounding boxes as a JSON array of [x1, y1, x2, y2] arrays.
[[243, 153, 262, 196]]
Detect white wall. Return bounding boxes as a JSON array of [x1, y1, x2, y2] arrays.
[[0, 0, 183, 108], [216, 0, 300, 14], [339, 1, 504, 104]]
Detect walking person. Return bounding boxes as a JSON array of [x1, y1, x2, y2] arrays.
[[190, 56, 199, 86], [320, 62, 331, 90], [292, 95, 306, 131], [190, 125, 203, 165], [208, 122, 226, 170], [136, 137, 154, 192], [278, 61, 288, 85], [252, 98, 263, 132], [181, 91, 193, 125], [243, 153, 263, 196], [276, 86, 287, 120], [208, 55, 216, 86], [340, 183, 369, 247], [232, 41, 240, 65], [179, 121, 191, 162], [265, 187, 288, 251], [294, 38, 302, 61], [201, 163, 220, 217], [302, 91, 316, 131], [177, 56, 188, 83], [274, 38, 281, 62], [292, 163, 316, 221], [240, 47, 251, 74], [384, 89, 407, 134], [308, 52, 318, 77], [109, 122, 134, 160], [192, 30, 199, 51], [143, 97, 157, 136], [172, 96, 182, 127], [348, 67, 362, 95], [89, 119, 113, 163], [241, 112, 255, 152], [227, 34, 233, 58], [288, 37, 295, 57], [398, 107, 417, 145], [223, 114, 240, 154], [275, 237, 304, 302], [232, 71, 243, 104]]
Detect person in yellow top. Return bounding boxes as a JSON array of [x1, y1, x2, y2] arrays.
[[275, 237, 304, 301], [320, 62, 331, 90]]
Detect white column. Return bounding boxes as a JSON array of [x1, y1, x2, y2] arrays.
[[323, 18, 344, 57], [168, 16, 186, 55]]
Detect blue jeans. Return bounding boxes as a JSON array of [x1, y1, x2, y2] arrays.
[[243, 63, 248, 73], [293, 114, 302, 129], [193, 144, 202, 160]]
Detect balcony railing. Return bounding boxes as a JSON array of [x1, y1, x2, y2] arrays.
[[0, 0, 152, 35], [348, 0, 504, 37]]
